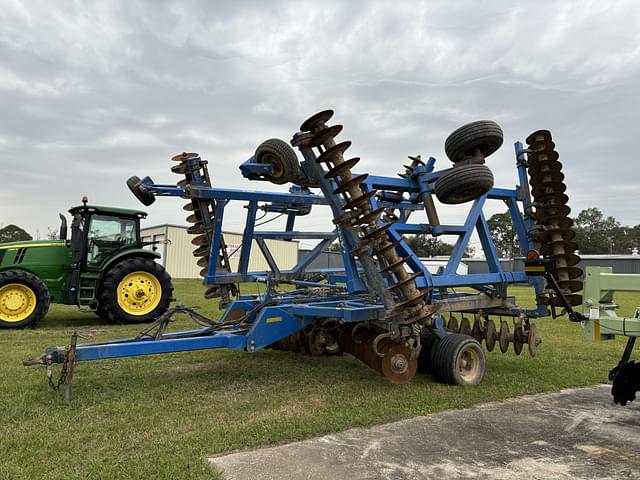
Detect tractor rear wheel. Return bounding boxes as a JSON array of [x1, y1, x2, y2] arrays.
[[100, 258, 173, 324], [0, 270, 50, 328], [431, 333, 485, 386]]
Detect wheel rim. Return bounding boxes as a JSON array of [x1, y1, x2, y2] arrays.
[[0, 283, 37, 322], [116, 271, 162, 316], [457, 346, 482, 384]]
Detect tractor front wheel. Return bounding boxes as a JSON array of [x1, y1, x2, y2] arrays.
[[100, 258, 173, 324], [0, 270, 50, 328]]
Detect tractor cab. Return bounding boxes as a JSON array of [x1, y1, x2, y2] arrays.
[[65, 203, 147, 271]]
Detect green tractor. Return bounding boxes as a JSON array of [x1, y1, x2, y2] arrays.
[[0, 201, 173, 328]]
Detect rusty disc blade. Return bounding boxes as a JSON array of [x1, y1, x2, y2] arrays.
[[342, 190, 376, 211], [536, 204, 571, 218], [387, 272, 421, 292], [352, 207, 384, 226], [536, 215, 574, 230], [316, 141, 351, 163], [186, 213, 201, 224], [380, 343, 417, 385], [203, 286, 220, 299], [183, 202, 195, 211], [447, 316, 459, 332], [485, 319, 496, 352], [197, 257, 209, 267], [549, 293, 583, 307], [531, 181, 567, 197], [171, 152, 200, 162], [540, 240, 578, 256], [529, 148, 560, 164], [513, 324, 525, 356], [531, 169, 565, 186], [528, 324, 541, 357], [526, 130, 553, 145], [528, 156, 561, 175], [192, 246, 209, 257], [392, 292, 427, 310], [187, 223, 204, 235], [471, 318, 484, 343], [300, 110, 334, 132], [408, 155, 425, 166], [555, 265, 583, 280], [199, 267, 208, 277], [373, 239, 403, 256], [308, 125, 343, 147], [534, 191, 569, 205], [499, 321, 510, 354], [556, 279, 584, 294], [191, 235, 209, 246], [177, 179, 189, 188], [537, 227, 576, 243], [334, 173, 369, 195], [551, 252, 581, 267], [362, 222, 392, 241], [380, 256, 410, 273], [171, 163, 188, 174], [459, 317, 471, 336], [325, 158, 360, 179]]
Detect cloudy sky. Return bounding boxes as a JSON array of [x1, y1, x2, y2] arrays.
[[1, 0, 639, 246]]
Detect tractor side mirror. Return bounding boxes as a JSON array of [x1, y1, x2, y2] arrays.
[[59, 214, 68, 240]]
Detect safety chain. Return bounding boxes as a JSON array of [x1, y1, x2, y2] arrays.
[[46, 348, 69, 391]]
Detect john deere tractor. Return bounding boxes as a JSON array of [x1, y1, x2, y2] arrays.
[[0, 201, 173, 328]]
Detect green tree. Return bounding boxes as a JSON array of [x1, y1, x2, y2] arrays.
[[573, 208, 623, 254], [0, 224, 32, 243], [405, 235, 473, 257], [487, 211, 518, 258]]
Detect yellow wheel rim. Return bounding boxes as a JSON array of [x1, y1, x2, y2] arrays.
[[116, 271, 162, 316], [0, 283, 37, 322]]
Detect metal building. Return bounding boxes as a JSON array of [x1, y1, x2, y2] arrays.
[[141, 224, 299, 279]]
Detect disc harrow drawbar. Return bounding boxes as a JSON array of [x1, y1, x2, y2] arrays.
[[526, 131, 582, 306]]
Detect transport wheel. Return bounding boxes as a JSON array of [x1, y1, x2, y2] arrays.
[[434, 164, 494, 204], [431, 333, 486, 386], [255, 138, 301, 185], [100, 258, 173, 324], [127, 175, 155, 206], [445, 120, 504, 163], [417, 329, 438, 374], [0, 270, 50, 328]]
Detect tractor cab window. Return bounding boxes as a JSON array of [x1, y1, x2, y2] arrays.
[[87, 215, 137, 266]]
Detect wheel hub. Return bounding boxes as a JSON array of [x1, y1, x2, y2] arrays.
[[116, 271, 162, 316], [0, 283, 36, 322]]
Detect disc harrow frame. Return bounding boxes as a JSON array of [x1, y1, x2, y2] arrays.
[[26, 110, 583, 389]]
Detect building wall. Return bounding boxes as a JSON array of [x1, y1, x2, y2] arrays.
[[141, 225, 299, 279]]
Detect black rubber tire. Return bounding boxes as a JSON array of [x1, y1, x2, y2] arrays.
[[100, 258, 173, 324], [255, 138, 301, 185], [0, 270, 50, 329], [434, 164, 494, 204], [431, 333, 486, 386], [417, 330, 438, 374], [445, 120, 503, 163], [94, 304, 110, 321], [127, 175, 156, 206]]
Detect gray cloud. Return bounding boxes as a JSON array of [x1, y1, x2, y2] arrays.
[[1, 0, 639, 241]]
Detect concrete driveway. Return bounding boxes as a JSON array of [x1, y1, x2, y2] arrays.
[[210, 385, 640, 479]]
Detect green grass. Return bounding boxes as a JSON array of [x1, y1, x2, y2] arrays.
[[0, 279, 634, 479]]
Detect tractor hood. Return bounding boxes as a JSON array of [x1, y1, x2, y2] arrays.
[[0, 239, 67, 250]]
